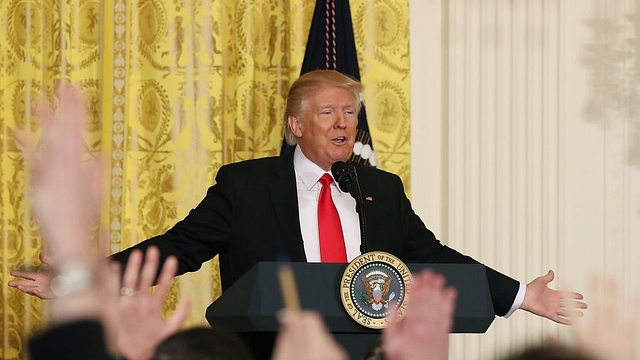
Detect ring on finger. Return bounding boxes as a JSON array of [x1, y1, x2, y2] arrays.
[[120, 287, 136, 297]]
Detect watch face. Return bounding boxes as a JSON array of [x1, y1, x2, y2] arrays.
[[50, 260, 94, 297]]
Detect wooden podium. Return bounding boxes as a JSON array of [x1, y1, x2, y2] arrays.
[[206, 263, 494, 360]]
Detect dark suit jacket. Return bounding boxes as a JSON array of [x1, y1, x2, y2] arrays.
[[111, 152, 519, 316]]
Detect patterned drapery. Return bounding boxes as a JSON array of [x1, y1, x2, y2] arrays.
[[0, 1, 409, 358]]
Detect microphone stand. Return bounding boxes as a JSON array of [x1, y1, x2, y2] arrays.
[[332, 161, 369, 255], [347, 164, 368, 254]]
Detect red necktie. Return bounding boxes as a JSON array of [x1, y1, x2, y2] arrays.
[[318, 174, 347, 262]]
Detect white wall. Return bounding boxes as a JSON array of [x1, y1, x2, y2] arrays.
[[410, 0, 640, 358]]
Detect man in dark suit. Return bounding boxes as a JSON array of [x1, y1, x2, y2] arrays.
[[10, 70, 585, 322]]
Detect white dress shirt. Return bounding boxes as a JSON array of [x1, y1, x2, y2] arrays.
[[294, 146, 362, 262]]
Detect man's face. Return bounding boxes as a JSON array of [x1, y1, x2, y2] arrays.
[[288, 86, 358, 171]]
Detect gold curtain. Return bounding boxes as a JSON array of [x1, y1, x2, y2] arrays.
[[0, 1, 409, 358]]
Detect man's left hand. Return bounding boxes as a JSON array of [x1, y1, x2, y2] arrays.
[[521, 270, 587, 325]]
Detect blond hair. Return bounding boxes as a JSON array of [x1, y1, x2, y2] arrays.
[[283, 70, 363, 145]]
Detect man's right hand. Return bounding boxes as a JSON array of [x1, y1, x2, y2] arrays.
[[8, 253, 55, 299]]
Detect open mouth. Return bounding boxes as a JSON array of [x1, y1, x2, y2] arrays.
[[332, 136, 347, 144]]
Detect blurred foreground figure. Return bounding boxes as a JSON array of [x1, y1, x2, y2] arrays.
[[23, 86, 189, 360]]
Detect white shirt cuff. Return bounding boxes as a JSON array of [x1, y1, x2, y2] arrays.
[[503, 282, 526, 318]]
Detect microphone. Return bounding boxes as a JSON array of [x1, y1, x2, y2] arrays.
[[331, 161, 368, 254], [331, 161, 354, 193]]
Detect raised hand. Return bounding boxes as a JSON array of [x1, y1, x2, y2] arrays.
[[11, 85, 190, 360], [571, 276, 638, 360], [272, 310, 348, 360], [104, 247, 190, 360], [382, 269, 457, 360], [5, 84, 106, 326], [8, 84, 102, 299], [30, 84, 103, 259]]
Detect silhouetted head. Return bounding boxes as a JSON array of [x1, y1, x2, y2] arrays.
[[151, 326, 255, 360], [505, 344, 595, 360]]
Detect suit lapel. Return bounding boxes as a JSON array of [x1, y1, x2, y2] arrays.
[[268, 154, 307, 261]]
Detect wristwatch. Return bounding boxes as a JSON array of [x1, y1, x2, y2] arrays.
[[50, 260, 94, 297]]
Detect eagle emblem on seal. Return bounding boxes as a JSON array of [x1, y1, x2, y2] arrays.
[[361, 270, 396, 311], [341, 252, 411, 329]]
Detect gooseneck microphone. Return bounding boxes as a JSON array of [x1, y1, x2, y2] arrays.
[[331, 161, 368, 254], [331, 161, 353, 193]]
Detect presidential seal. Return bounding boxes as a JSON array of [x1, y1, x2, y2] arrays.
[[340, 251, 412, 329]]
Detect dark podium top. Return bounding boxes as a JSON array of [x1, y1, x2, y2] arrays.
[[206, 262, 494, 359]]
